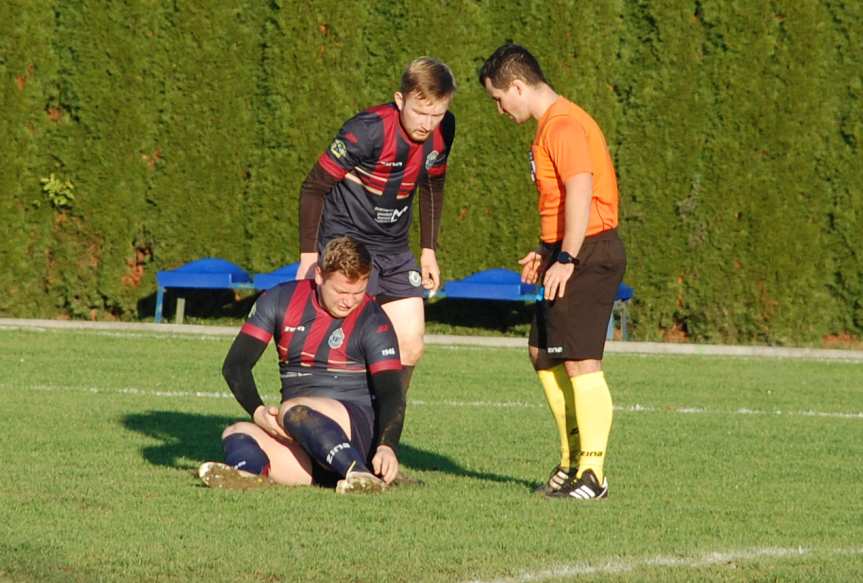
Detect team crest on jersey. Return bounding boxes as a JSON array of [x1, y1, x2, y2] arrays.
[[425, 150, 439, 170], [328, 327, 345, 349], [330, 139, 347, 159], [408, 270, 422, 287]]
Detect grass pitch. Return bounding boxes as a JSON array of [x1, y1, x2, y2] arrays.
[[1, 327, 862, 582]]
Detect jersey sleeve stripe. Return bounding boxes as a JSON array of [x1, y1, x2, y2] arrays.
[[318, 153, 348, 180], [369, 359, 402, 374], [241, 323, 272, 344]]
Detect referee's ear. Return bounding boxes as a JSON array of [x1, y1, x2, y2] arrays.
[[313, 264, 324, 286]]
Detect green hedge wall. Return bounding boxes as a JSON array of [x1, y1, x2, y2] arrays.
[[1, 0, 860, 344]]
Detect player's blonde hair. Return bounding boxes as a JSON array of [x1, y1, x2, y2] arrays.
[[319, 236, 372, 280], [400, 57, 457, 101]]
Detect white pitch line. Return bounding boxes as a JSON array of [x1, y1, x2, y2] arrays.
[[464, 546, 863, 583], [6, 383, 863, 421]]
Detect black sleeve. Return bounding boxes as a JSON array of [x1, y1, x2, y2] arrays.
[[299, 161, 339, 253], [370, 369, 406, 452], [222, 333, 269, 417], [418, 173, 446, 250]]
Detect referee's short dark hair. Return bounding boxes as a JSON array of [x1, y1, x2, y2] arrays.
[[479, 43, 547, 89], [319, 236, 372, 280]]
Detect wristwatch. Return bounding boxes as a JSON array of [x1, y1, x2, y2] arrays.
[[556, 251, 579, 266]]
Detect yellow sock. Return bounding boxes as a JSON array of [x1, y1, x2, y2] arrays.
[[537, 366, 579, 470], [572, 371, 613, 482]]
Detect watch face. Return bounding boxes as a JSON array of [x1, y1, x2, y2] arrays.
[[557, 251, 573, 264]]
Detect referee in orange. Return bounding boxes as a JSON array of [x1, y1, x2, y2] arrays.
[[479, 44, 626, 500]]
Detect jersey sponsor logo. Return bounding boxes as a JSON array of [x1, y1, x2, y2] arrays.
[[330, 138, 347, 159], [328, 327, 345, 349], [408, 270, 422, 287], [547, 346, 563, 354], [374, 205, 409, 223], [284, 325, 306, 333], [379, 160, 404, 167], [381, 347, 396, 356], [281, 371, 313, 378], [425, 150, 439, 170]]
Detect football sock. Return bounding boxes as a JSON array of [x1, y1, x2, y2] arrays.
[[572, 371, 613, 482], [222, 433, 270, 475], [401, 365, 415, 393], [281, 405, 369, 477], [537, 365, 579, 471]]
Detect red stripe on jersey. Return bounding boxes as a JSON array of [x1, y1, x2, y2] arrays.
[[300, 308, 332, 367], [369, 359, 402, 374], [277, 282, 313, 362], [399, 145, 424, 199], [326, 295, 371, 370], [240, 323, 272, 344], [318, 153, 348, 180]]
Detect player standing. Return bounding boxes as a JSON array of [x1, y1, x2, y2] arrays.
[[479, 44, 626, 500], [199, 237, 405, 493], [296, 57, 456, 404]]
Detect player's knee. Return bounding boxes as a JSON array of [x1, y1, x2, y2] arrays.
[[399, 336, 424, 365], [281, 403, 311, 429], [222, 433, 270, 475], [221, 421, 255, 441]]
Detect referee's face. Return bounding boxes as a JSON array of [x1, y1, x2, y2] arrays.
[[316, 269, 369, 318], [394, 90, 450, 143]]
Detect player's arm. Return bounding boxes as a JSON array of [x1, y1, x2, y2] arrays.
[[298, 163, 340, 277], [298, 114, 378, 278], [417, 113, 455, 291], [224, 291, 291, 439], [543, 173, 592, 300], [417, 173, 445, 291], [369, 369, 405, 483]]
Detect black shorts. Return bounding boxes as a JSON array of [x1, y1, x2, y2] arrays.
[[311, 401, 375, 488], [367, 250, 424, 301], [529, 229, 626, 361]]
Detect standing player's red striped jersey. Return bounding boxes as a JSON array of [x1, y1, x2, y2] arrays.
[[316, 102, 456, 253], [240, 280, 401, 408]]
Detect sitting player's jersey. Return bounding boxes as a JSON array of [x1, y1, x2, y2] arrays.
[[316, 103, 456, 253], [240, 280, 401, 408]]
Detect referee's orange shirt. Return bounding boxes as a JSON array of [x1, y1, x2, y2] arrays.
[[531, 96, 619, 244]]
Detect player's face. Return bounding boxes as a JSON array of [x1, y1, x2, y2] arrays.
[[315, 268, 369, 318], [483, 78, 529, 124], [394, 91, 450, 142]]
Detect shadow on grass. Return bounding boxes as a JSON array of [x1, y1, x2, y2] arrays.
[[123, 410, 535, 489]]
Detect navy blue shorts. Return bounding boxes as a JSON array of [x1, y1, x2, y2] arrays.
[[311, 401, 375, 488], [367, 250, 424, 301]]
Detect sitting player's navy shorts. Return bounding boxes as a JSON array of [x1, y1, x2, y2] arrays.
[[529, 228, 626, 361], [367, 250, 425, 302], [311, 401, 375, 488]]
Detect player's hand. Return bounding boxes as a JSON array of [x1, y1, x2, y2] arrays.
[[253, 405, 292, 442], [543, 261, 575, 300], [296, 252, 318, 280], [371, 445, 399, 484], [518, 251, 543, 284], [420, 248, 440, 291]]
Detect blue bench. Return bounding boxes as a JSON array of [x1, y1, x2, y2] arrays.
[[253, 262, 301, 291], [155, 258, 255, 324], [440, 268, 634, 340]]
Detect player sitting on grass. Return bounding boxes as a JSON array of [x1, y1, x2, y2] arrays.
[[198, 236, 405, 494]]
